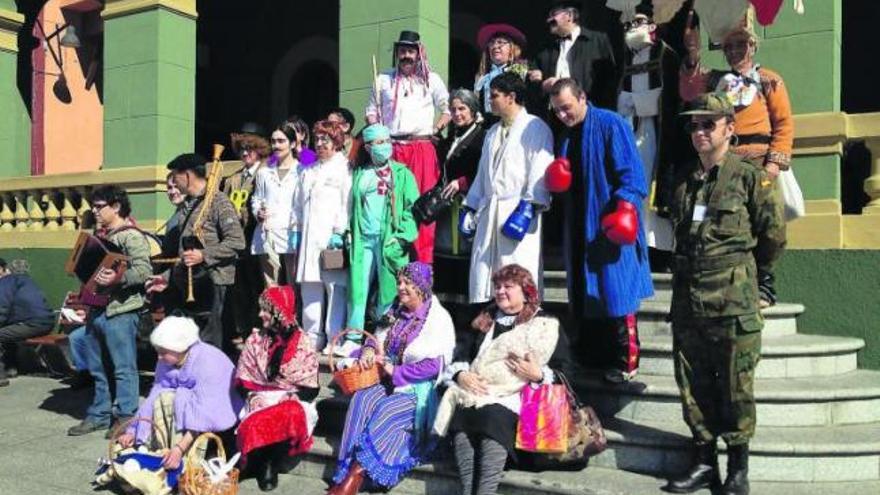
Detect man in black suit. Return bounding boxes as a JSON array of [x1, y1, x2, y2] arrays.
[[528, 0, 617, 110]]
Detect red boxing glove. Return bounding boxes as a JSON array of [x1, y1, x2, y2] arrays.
[[601, 200, 639, 245], [545, 157, 572, 193]]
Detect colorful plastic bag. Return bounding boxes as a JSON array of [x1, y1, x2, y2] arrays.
[[516, 384, 569, 454]]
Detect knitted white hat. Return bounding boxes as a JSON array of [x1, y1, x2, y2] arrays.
[[150, 316, 200, 353]]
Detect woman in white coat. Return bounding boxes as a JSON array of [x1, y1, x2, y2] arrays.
[[252, 118, 308, 286], [290, 120, 352, 352], [461, 72, 553, 304]]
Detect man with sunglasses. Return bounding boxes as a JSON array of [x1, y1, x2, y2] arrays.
[[617, 4, 688, 273], [529, 0, 617, 111], [681, 13, 793, 308], [67, 186, 153, 437], [664, 93, 785, 495]]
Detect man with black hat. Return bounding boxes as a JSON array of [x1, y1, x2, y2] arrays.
[[221, 123, 269, 348], [529, 0, 617, 110], [147, 153, 245, 348], [366, 30, 451, 265], [665, 93, 785, 495]]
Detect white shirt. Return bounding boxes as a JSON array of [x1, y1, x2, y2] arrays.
[[555, 25, 582, 79], [366, 69, 450, 136]]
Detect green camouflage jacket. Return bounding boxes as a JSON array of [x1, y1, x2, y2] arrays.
[[670, 152, 786, 318]]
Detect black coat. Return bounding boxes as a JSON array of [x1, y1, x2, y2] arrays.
[[436, 122, 486, 192], [533, 27, 618, 110]]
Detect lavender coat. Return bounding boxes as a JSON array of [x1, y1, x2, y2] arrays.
[[130, 342, 243, 442]]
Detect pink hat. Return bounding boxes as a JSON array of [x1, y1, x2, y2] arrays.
[[477, 23, 527, 50]]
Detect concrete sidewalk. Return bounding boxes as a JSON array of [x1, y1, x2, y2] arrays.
[[1, 376, 878, 495]]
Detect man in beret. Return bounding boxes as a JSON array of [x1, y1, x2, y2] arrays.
[[147, 153, 245, 349]]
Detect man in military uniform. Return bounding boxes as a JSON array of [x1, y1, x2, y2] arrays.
[[664, 93, 785, 495]]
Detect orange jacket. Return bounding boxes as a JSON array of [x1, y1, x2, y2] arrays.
[[680, 64, 793, 169]]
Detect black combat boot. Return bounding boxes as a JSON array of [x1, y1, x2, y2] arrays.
[[663, 441, 721, 493], [722, 443, 750, 494]]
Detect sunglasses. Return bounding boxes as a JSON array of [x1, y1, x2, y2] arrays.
[[623, 18, 650, 31], [684, 120, 719, 133], [91, 202, 109, 211]]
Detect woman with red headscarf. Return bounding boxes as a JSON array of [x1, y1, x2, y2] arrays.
[[235, 285, 319, 491]]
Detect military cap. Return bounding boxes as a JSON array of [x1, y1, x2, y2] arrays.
[[680, 92, 735, 117]]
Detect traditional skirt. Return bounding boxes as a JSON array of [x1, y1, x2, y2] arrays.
[[332, 383, 422, 488], [236, 395, 316, 460], [392, 140, 439, 264]]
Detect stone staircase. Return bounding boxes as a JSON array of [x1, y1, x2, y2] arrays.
[[545, 272, 880, 483], [298, 272, 880, 492]]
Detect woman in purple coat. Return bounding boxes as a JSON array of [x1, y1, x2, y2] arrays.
[[116, 316, 243, 470]]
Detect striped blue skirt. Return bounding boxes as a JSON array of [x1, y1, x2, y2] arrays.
[[332, 383, 420, 488]]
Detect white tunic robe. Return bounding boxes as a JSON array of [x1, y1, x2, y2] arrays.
[[464, 109, 553, 303]]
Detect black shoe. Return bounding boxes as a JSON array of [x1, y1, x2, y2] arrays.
[[105, 416, 134, 440], [256, 457, 278, 491], [67, 420, 109, 436], [722, 444, 750, 494], [663, 442, 721, 493]]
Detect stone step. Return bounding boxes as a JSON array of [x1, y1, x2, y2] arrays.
[[593, 417, 880, 482], [639, 333, 863, 379], [277, 435, 880, 495], [635, 300, 804, 339], [579, 370, 880, 427], [544, 271, 673, 302]]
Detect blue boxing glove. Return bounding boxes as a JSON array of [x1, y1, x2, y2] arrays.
[[288, 231, 300, 251], [501, 200, 534, 241], [328, 233, 345, 249], [458, 207, 477, 239]]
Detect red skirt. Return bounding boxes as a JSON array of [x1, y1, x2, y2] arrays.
[[393, 140, 439, 264], [237, 400, 313, 459]]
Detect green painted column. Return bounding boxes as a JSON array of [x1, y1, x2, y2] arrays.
[[702, 1, 842, 202], [101, 0, 197, 169], [338, 0, 449, 123], [0, 4, 30, 178]]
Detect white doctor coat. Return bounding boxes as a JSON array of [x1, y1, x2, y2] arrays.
[[291, 152, 352, 283], [250, 164, 300, 255], [464, 109, 553, 303]]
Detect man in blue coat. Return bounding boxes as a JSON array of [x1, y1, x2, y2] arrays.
[[547, 78, 654, 383], [0, 258, 55, 386]]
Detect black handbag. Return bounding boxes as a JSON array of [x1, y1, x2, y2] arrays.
[[412, 183, 452, 225], [412, 152, 454, 225]]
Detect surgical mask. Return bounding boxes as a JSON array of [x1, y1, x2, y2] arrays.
[[624, 28, 653, 50], [369, 142, 393, 165]]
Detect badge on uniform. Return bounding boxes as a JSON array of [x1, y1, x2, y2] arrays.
[[229, 189, 249, 214], [692, 205, 707, 222]]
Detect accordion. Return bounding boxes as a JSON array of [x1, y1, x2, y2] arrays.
[[65, 232, 129, 307]]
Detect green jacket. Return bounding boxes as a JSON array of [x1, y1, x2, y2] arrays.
[[670, 153, 786, 319], [105, 226, 152, 317], [348, 160, 419, 325]]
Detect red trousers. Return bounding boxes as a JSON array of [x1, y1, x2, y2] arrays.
[[392, 140, 439, 264]]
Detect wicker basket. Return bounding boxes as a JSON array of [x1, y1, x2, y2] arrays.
[[328, 328, 382, 395], [179, 432, 240, 495]]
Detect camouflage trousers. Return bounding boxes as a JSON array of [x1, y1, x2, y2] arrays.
[[672, 314, 762, 446]]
